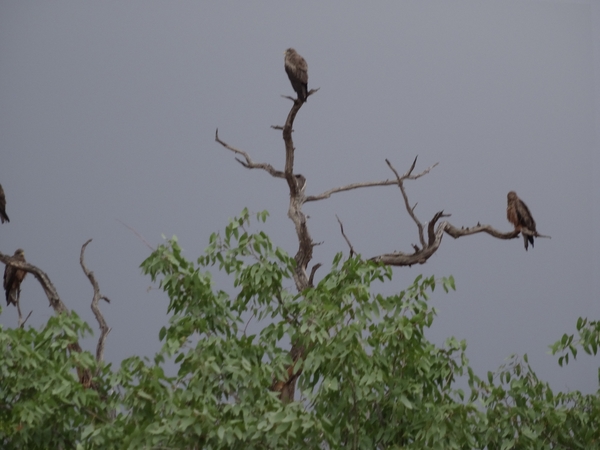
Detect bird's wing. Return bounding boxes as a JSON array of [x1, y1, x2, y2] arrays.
[[516, 199, 536, 231]]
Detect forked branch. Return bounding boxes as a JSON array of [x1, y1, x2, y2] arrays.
[[336, 215, 357, 257], [386, 157, 432, 249], [368, 172, 551, 267], [372, 219, 522, 266], [215, 129, 285, 179], [323, 156, 550, 266], [305, 157, 438, 203], [80, 239, 111, 365], [217, 91, 316, 402]]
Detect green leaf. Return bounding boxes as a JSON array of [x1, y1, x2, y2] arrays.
[[399, 395, 413, 410]]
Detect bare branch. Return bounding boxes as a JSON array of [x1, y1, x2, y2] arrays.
[[386, 158, 426, 248], [308, 263, 322, 287], [215, 129, 285, 179], [305, 159, 439, 202], [20, 310, 33, 329], [521, 228, 551, 240], [306, 87, 320, 98], [281, 100, 314, 289], [336, 215, 357, 257], [371, 220, 526, 266], [406, 155, 418, 175], [305, 179, 399, 202], [427, 211, 451, 246], [116, 219, 155, 251], [279, 92, 315, 403], [80, 239, 111, 364], [218, 90, 318, 402], [443, 222, 521, 239], [0, 252, 65, 313], [16, 299, 23, 327], [281, 87, 319, 103], [243, 311, 256, 336]]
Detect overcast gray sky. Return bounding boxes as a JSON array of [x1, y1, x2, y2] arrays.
[[1, 0, 599, 394]]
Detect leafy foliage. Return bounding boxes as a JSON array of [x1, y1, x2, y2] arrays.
[[551, 317, 600, 368], [0, 313, 114, 449], [1, 210, 599, 448]]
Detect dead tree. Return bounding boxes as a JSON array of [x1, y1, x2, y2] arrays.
[[215, 90, 547, 401], [0, 240, 110, 388]]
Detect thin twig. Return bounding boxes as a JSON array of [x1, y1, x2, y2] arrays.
[[281, 87, 319, 103], [15, 296, 23, 327], [19, 310, 33, 329], [308, 263, 322, 287], [116, 219, 155, 251], [243, 311, 255, 336], [215, 129, 285, 178], [386, 157, 427, 248], [305, 179, 398, 202], [79, 239, 111, 365], [336, 215, 357, 257], [521, 228, 551, 240], [305, 159, 439, 202]]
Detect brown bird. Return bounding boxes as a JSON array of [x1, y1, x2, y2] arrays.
[[0, 183, 9, 223], [284, 48, 309, 102], [4, 248, 26, 306], [506, 191, 537, 251]]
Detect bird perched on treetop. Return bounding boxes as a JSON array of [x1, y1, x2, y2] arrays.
[[506, 191, 537, 251], [4, 248, 26, 306], [0, 183, 9, 223], [284, 48, 309, 102]]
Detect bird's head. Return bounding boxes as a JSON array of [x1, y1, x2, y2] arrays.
[[507, 191, 518, 201]]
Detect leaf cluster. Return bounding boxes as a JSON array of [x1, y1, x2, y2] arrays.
[[1, 210, 599, 448]]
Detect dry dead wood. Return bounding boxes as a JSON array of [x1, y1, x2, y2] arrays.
[[80, 239, 111, 365], [215, 87, 550, 401], [0, 240, 111, 387]]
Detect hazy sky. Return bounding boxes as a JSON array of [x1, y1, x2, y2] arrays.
[[1, 0, 599, 394]]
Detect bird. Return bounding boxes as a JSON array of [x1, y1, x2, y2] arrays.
[[0, 183, 9, 223], [4, 248, 27, 306], [294, 174, 306, 194], [284, 48, 309, 102], [506, 191, 537, 251]]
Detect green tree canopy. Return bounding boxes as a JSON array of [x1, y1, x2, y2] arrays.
[[1, 210, 599, 449]]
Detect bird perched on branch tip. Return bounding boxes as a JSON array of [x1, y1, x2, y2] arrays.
[[284, 48, 309, 102], [506, 191, 537, 251]]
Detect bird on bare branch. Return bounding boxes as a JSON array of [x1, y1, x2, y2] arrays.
[[506, 191, 537, 251], [4, 248, 26, 305], [284, 48, 308, 102]]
